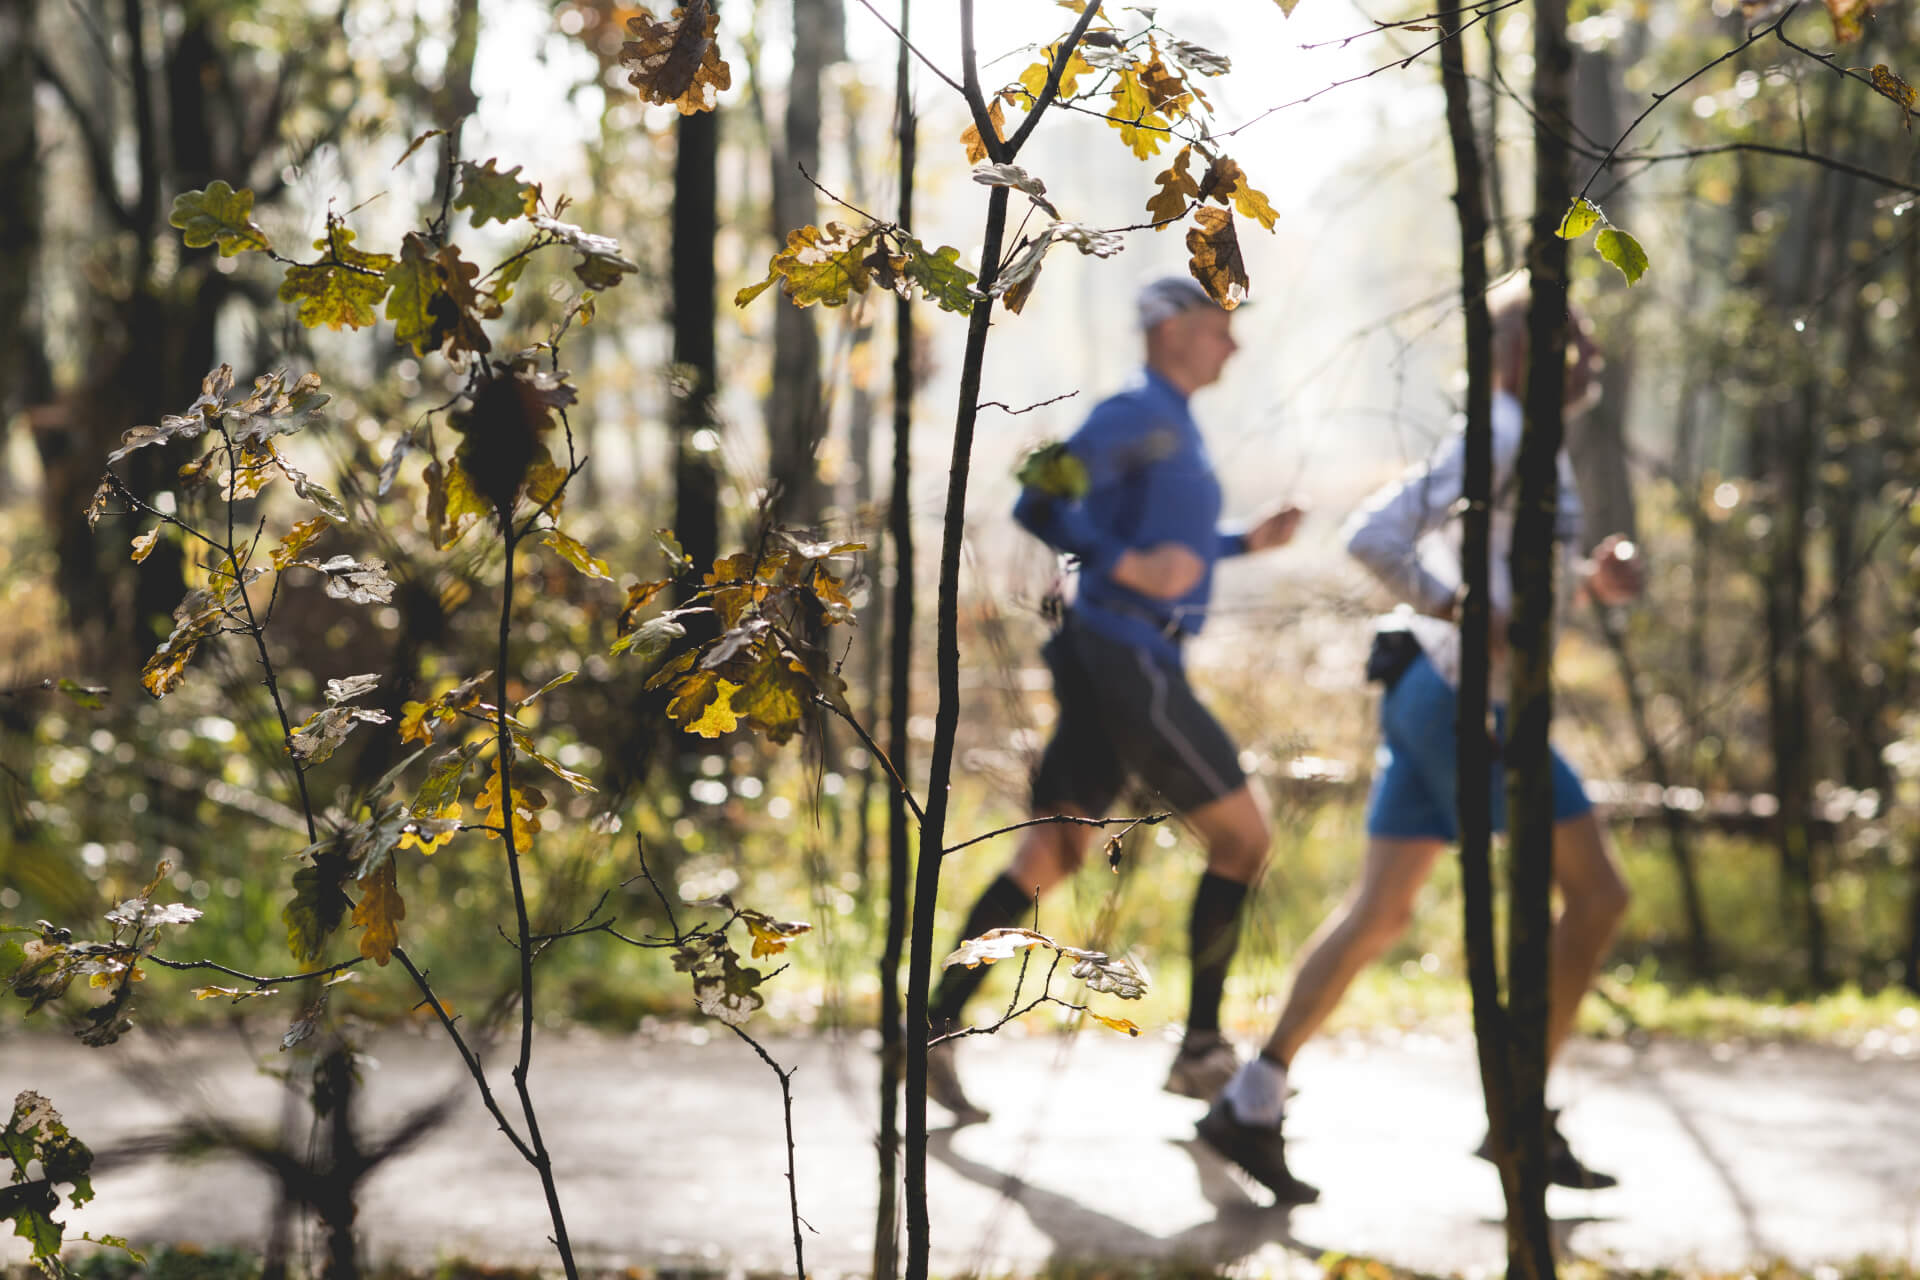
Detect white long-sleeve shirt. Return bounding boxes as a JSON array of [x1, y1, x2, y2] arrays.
[[1341, 391, 1582, 690]]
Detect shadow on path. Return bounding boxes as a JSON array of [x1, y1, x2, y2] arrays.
[[927, 1127, 1320, 1272], [1625, 1045, 1771, 1260]]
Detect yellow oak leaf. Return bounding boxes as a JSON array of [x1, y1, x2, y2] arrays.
[[683, 678, 743, 738], [352, 858, 405, 966]]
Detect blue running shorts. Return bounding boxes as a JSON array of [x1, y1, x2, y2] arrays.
[[1365, 651, 1593, 841]]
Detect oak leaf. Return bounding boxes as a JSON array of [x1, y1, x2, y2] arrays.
[[681, 677, 743, 737], [542, 528, 612, 581], [170, 181, 272, 256], [351, 859, 405, 966], [621, 0, 732, 113], [284, 861, 351, 964], [278, 228, 395, 331], [455, 159, 539, 227], [1147, 146, 1200, 228], [271, 517, 333, 569], [1185, 207, 1249, 308], [961, 99, 1007, 164], [1869, 63, 1915, 126]]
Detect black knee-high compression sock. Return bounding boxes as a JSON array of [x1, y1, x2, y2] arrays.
[[928, 873, 1033, 1032], [1187, 871, 1251, 1036]]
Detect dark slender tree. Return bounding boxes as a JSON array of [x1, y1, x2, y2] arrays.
[[1500, 0, 1579, 1270], [875, 9, 918, 1274]]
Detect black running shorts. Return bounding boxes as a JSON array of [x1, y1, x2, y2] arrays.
[[1030, 617, 1247, 816]]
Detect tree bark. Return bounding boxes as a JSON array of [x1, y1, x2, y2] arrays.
[[766, 0, 834, 528], [874, 4, 916, 1274], [1567, 42, 1637, 548], [1440, 0, 1519, 1266], [0, 0, 40, 475], [1502, 0, 1577, 1272], [673, 107, 724, 611]]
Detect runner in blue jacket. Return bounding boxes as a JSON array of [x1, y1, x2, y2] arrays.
[[926, 276, 1302, 1126]]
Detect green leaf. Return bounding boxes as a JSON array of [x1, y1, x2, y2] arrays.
[[736, 648, 810, 745], [612, 611, 689, 661], [672, 933, 768, 1024], [278, 227, 395, 330], [55, 679, 108, 710], [1015, 441, 1090, 500], [656, 528, 691, 573], [1594, 226, 1649, 285], [385, 232, 445, 358], [899, 238, 978, 314], [455, 159, 539, 227], [3, 1090, 96, 1266], [541, 528, 612, 581], [283, 860, 351, 965], [411, 744, 479, 816], [737, 222, 878, 309], [1557, 196, 1602, 241], [169, 181, 272, 256]]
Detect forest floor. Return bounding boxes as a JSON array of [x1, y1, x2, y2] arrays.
[[5, 1023, 1918, 1278]]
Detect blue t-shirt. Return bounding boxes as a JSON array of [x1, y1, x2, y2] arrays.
[[1013, 367, 1247, 666]]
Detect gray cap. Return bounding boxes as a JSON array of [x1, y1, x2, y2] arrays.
[[1135, 275, 1221, 330]]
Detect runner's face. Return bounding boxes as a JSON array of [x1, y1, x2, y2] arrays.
[[1168, 308, 1238, 389]]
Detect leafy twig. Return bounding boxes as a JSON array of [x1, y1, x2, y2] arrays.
[[1576, 4, 1795, 200]]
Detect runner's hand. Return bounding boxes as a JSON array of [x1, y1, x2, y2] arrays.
[[1585, 534, 1642, 606], [1244, 505, 1304, 553]]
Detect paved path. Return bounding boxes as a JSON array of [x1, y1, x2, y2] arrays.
[[5, 1026, 1918, 1276]]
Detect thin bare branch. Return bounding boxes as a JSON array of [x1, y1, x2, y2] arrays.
[[977, 390, 1080, 416], [942, 810, 1170, 856], [812, 693, 927, 824], [850, 0, 964, 95]]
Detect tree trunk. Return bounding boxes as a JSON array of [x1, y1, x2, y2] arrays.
[[1502, 0, 1577, 1272], [432, 0, 481, 219], [1765, 389, 1825, 987], [874, 12, 917, 1273], [766, 0, 834, 528], [1566, 43, 1637, 548], [0, 0, 39, 481], [1440, 2, 1523, 1269], [673, 107, 724, 610]]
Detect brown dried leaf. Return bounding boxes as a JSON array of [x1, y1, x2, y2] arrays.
[[621, 0, 732, 114], [1185, 207, 1249, 309], [961, 100, 1006, 164]]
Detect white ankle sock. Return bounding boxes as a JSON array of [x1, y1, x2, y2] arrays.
[[1223, 1056, 1287, 1128]]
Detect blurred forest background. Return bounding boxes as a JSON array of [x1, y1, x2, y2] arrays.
[[5, 0, 1920, 1056]]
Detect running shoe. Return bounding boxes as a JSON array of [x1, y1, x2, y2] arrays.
[[1164, 1032, 1241, 1100], [1474, 1107, 1619, 1190], [1196, 1098, 1321, 1204]]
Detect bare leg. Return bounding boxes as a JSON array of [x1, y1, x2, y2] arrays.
[[1005, 806, 1098, 897], [1183, 783, 1272, 884], [1261, 837, 1447, 1066], [1545, 811, 1631, 1062]]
